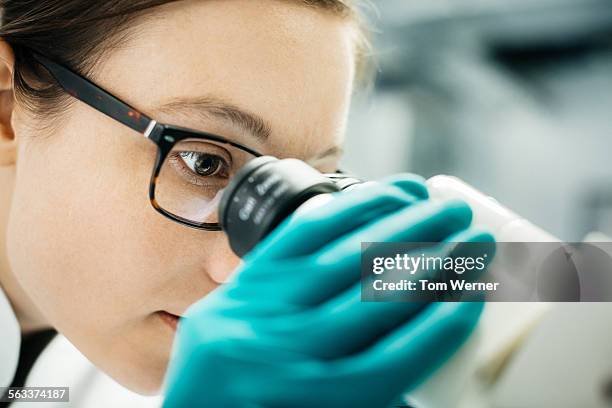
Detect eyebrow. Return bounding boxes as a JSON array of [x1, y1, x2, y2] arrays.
[[309, 145, 344, 162], [151, 95, 343, 163], [152, 96, 272, 143]]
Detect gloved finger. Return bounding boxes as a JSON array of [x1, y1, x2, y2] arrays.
[[292, 291, 426, 359], [377, 173, 429, 200], [436, 229, 497, 301], [287, 230, 493, 359], [281, 200, 473, 306], [316, 199, 473, 265], [248, 180, 426, 262], [342, 301, 484, 392]]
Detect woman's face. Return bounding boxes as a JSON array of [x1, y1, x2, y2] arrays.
[[3, 0, 356, 394]]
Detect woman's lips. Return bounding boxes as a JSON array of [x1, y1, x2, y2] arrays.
[[157, 311, 182, 331]]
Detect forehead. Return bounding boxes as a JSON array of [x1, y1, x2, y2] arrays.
[[95, 0, 356, 160]]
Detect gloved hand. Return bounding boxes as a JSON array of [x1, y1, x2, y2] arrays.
[[163, 174, 495, 408]]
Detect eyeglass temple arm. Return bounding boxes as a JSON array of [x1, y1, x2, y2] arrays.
[[32, 52, 155, 136]]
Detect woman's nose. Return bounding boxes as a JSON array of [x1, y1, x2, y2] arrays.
[[206, 234, 242, 284]]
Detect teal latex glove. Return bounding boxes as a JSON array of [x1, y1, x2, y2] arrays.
[[163, 174, 494, 408]]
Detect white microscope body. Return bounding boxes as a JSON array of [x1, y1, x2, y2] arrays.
[[404, 176, 612, 408]]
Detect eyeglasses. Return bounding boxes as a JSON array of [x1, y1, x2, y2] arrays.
[[32, 52, 264, 231]]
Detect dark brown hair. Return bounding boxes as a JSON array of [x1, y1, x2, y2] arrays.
[[0, 0, 371, 124]]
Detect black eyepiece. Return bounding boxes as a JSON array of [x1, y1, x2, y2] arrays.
[[219, 156, 361, 257]]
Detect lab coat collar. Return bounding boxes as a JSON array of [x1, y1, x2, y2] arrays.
[[0, 284, 21, 387]]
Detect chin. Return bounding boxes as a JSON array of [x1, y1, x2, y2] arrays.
[[99, 342, 171, 396], [111, 363, 167, 396]]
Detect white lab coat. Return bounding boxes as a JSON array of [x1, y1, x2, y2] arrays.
[[0, 286, 163, 408]]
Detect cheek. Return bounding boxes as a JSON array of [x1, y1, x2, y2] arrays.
[[6, 119, 173, 336], [5, 121, 182, 390], [7, 116, 239, 389]]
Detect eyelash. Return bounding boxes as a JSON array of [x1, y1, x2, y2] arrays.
[[167, 151, 231, 187]]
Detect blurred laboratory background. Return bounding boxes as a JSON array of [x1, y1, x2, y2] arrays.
[[341, 0, 612, 241]]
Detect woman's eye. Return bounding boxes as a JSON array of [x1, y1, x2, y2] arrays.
[[178, 151, 229, 177]]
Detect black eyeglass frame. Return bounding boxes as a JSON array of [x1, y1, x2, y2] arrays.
[[32, 52, 264, 231]]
